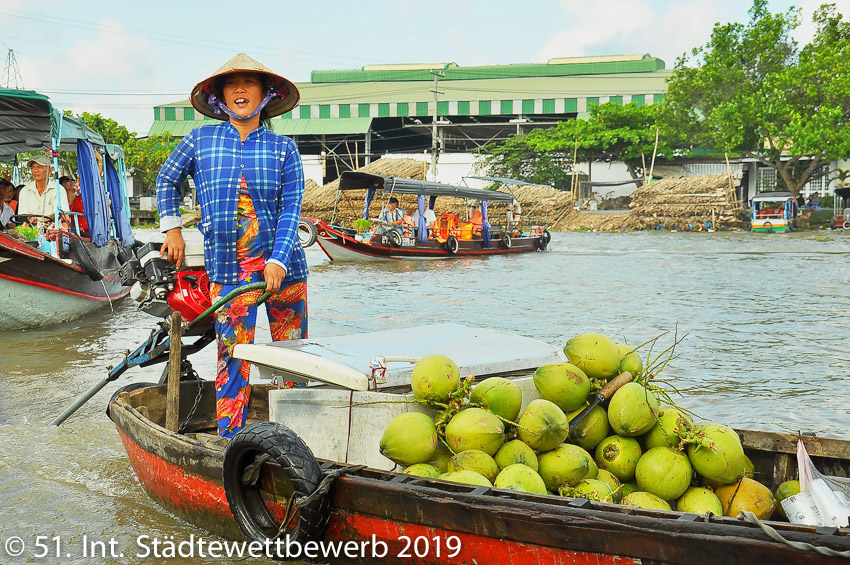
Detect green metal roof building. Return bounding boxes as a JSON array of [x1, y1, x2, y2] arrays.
[[149, 54, 671, 181]]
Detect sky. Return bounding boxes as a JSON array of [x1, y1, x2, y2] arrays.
[[0, 0, 847, 135]]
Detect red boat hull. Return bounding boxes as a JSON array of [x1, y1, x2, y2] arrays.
[[315, 221, 545, 261], [108, 383, 850, 565]]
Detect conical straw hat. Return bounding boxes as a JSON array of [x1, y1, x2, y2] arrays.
[[190, 53, 300, 120]]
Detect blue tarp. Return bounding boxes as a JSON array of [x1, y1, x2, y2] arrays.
[[76, 140, 111, 247], [105, 152, 134, 247]]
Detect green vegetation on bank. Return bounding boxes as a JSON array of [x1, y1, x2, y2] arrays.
[[481, 0, 850, 198]]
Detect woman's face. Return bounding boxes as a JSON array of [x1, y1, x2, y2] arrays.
[[221, 72, 264, 119]]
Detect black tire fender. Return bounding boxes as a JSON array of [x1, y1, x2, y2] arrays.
[[543, 229, 552, 245], [106, 382, 157, 419], [501, 233, 512, 249], [69, 237, 104, 281], [298, 218, 318, 248], [223, 422, 330, 553], [445, 235, 459, 254], [388, 229, 402, 248], [537, 235, 548, 250], [763, 221, 773, 233]]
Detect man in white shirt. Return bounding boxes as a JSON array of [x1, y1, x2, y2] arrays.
[[17, 154, 67, 217], [412, 206, 437, 236]]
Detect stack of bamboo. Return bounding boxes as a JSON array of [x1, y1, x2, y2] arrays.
[[621, 174, 745, 230]]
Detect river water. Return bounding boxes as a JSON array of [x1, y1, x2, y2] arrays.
[[1, 228, 849, 564]]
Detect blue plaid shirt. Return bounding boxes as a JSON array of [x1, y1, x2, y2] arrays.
[[157, 122, 308, 285]]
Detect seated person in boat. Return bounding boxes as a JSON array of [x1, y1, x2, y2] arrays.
[[506, 199, 522, 227], [412, 206, 437, 236], [18, 155, 68, 218], [377, 197, 404, 233], [59, 176, 89, 234], [0, 179, 15, 229]]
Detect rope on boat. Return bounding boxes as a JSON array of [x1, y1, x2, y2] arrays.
[[238, 460, 366, 541], [739, 510, 850, 559]]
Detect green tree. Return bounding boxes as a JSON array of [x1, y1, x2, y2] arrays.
[[128, 134, 178, 190], [479, 102, 668, 188], [665, 0, 850, 196], [531, 103, 669, 185], [477, 127, 577, 188], [68, 111, 177, 192]]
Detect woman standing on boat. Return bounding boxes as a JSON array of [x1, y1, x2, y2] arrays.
[[156, 53, 308, 437]]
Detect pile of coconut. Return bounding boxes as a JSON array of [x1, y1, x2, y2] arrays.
[[379, 334, 797, 519]]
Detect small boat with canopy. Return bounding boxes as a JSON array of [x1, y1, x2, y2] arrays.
[[0, 87, 135, 329], [313, 172, 550, 261]]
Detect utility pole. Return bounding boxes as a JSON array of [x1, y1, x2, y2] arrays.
[[430, 70, 444, 181], [1, 49, 24, 89]]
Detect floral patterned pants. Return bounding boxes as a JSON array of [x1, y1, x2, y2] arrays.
[[209, 276, 308, 437]]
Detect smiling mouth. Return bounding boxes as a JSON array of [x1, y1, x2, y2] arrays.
[[234, 98, 249, 106]]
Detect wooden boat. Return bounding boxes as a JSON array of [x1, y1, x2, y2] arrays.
[[0, 88, 134, 329], [314, 172, 550, 261], [750, 191, 799, 233], [106, 325, 850, 564]]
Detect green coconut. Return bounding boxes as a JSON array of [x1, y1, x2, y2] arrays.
[[585, 456, 599, 479], [403, 464, 440, 479], [569, 479, 615, 503], [716, 478, 776, 520], [537, 443, 593, 492], [620, 481, 639, 499], [595, 469, 623, 502], [621, 491, 672, 511], [595, 435, 643, 482], [532, 363, 590, 412], [566, 404, 610, 451], [617, 343, 643, 377], [563, 333, 621, 381], [677, 487, 723, 516], [379, 412, 437, 467], [494, 464, 548, 495], [774, 480, 801, 519], [494, 440, 539, 472], [426, 448, 453, 474], [516, 399, 569, 452], [607, 382, 659, 437], [635, 447, 693, 501], [411, 354, 461, 406], [686, 423, 747, 486], [470, 377, 523, 421], [447, 450, 500, 484], [439, 470, 493, 487], [642, 407, 693, 450], [445, 408, 505, 456]]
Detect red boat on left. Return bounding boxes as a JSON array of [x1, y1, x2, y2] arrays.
[[0, 88, 135, 329]]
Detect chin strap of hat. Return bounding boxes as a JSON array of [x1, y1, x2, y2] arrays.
[[208, 85, 279, 121]]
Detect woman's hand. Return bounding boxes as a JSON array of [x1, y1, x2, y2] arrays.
[[263, 262, 287, 294], [160, 228, 185, 268]]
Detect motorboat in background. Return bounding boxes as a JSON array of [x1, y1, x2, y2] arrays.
[[750, 191, 798, 233], [313, 172, 550, 261], [0, 88, 135, 330]]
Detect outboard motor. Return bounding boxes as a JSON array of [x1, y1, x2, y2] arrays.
[[120, 242, 213, 333]]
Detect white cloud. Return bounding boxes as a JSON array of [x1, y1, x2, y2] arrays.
[[17, 20, 163, 132], [537, 0, 655, 61]]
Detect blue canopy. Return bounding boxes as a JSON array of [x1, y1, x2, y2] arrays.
[[105, 152, 135, 247], [77, 140, 111, 247]]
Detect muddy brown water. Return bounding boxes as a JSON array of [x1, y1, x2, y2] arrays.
[[1, 228, 849, 564]]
